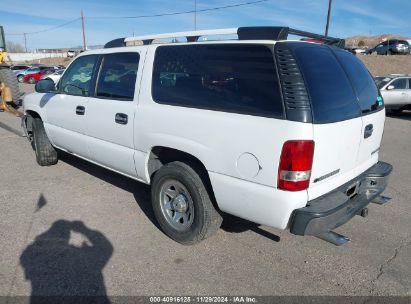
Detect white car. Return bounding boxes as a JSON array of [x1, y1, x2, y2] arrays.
[[41, 69, 65, 84], [22, 27, 392, 246], [375, 75, 411, 113]]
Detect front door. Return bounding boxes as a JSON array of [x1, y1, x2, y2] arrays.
[[44, 55, 99, 158]]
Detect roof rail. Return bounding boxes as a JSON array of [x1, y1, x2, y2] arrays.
[[104, 26, 344, 48]]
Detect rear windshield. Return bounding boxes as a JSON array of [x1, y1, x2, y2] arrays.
[[152, 44, 284, 118], [294, 45, 382, 123], [294, 46, 361, 123], [334, 49, 382, 114]]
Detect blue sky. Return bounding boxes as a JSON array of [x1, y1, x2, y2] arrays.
[[1, 0, 410, 50]]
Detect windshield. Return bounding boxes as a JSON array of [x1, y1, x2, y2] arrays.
[[375, 77, 392, 89]]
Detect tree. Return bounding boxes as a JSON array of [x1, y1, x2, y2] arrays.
[[358, 40, 365, 47], [6, 41, 25, 53]]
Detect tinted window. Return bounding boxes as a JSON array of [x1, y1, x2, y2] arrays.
[[152, 44, 283, 118], [27, 67, 39, 73], [95, 52, 139, 101], [408, 79, 411, 89], [390, 78, 407, 89], [335, 50, 383, 114], [294, 46, 360, 123], [60, 55, 98, 97]]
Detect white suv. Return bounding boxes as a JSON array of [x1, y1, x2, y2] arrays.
[[22, 27, 392, 246]]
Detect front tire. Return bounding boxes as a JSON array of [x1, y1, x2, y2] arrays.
[[151, 161, 222, 245], [28, 77, 36, 84], [32, 118, 58, 166], [0, 68, 21, 105]]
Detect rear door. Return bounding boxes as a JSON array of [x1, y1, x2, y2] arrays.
[[85, 51, 142, 178], [292, 45, 364, 200], [334, 49, 384, 174]]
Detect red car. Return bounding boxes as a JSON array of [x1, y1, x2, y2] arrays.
[[24, 69, 55, 84]]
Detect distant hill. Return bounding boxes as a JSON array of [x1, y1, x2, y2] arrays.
[[345, 34, 410, 48]]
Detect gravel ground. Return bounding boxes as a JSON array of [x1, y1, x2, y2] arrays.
[[0, 84, 410, 299], [358, 54, 411, 76]]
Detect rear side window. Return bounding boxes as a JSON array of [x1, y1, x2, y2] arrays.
[[334, 50, 382, 114], [96, 52, 140, 101], [152, 44, 283, 118], [294, 46, 360, 123]]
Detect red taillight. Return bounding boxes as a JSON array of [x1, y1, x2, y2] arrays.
[[278, 140, 315, 191]]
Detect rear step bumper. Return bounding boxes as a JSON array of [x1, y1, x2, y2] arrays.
[[289, 161, 393, 246]]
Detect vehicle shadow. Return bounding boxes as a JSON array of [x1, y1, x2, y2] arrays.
[[386, 110, 411, 121], [20, 218, 113, 303], [58, 152, 280, 242]]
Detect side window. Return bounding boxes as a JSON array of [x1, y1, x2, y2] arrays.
[[95, 52, 139, 101], [390, 79, 407, 90], [60, 55, 98, 97], [334, 49, 382, 114], [408, 79, 411, 90], [152, 44, 283, 118], [28, 67, 39, 73]]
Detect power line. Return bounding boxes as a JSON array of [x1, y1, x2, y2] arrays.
[[87, 0, 267, 19], [7, 18, 80, 36], [6, 0, 268, 37]]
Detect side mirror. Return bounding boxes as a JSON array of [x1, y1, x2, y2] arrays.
[[386, 85, 395, 90], [35, 79, 56, 93]]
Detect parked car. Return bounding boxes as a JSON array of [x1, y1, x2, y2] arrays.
[[16, 65, 53, 83], [67, 50, 77, 58], [23, 69, 55, 84], [365, 40, 410, 55], [376, 75, 411, 113], [41, 69, 65, 84], [11, 65, 31, 76], [22, 27, 392, 246]]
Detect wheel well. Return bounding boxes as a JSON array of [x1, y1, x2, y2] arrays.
[[148, 146, 219, 210], [25, 110, 41, 136], [26, 110, 41, 119], [148, 147, 208, 179]]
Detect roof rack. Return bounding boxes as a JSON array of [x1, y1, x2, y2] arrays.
[[104, 26, 345, 48]]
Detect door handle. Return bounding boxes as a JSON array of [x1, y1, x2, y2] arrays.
[[115, 113, 128, 125], [364, 124, 374, 139], [76, 106, 85, 115]]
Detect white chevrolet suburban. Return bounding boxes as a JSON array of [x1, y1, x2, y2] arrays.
[[22, 27, 392, 246]]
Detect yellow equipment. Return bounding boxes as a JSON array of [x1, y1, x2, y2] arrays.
[[0, 26, 22, 117]]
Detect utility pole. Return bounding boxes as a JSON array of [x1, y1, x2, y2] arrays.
[[325, 0, 332, 37], [23, 33, 27, 52], [81, 10, 87, 50], [194, 0, 197, 31]]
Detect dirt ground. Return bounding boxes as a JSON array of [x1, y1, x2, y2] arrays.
[[358, 54, 411, 76]]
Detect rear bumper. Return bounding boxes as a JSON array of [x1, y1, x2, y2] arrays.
[[289, 161, 393, 245]]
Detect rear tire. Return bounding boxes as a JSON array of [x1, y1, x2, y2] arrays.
[[17, 75, 24, 83], [0, 68, 21, 105], [151, 161, 222, 245], [32, 118, 58, 166]]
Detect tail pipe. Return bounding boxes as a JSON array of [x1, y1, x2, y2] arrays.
[[372, 195, 392, 205], [317, 231, 351, 246]]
